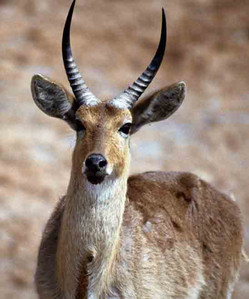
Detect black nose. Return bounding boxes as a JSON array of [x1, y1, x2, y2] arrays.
[[85, 154, 107, 173]]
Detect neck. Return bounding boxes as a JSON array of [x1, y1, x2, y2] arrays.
[[57, 170, 128, 298]]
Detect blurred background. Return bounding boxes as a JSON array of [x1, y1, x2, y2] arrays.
[[0, 0, 248, 298]]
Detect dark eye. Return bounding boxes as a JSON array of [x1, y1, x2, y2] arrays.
[[75, 119, 86, 132], [119, 123, 132, 137]]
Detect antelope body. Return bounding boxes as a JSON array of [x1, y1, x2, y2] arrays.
[[32, 1, 242, 299]]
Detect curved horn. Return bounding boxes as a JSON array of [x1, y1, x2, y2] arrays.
[[62, 0, 99, 106], [111, 9, 167, 109]]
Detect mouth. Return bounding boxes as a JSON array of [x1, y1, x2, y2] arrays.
[[84, 170, 107, 185], [86, 174, 106, 185]]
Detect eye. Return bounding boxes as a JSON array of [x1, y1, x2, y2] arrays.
[[119, 123, 132, 137], [75, 119, 86, 132]]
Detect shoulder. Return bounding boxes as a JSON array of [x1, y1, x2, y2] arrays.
[[127, 171, 201, 200], [127, 171, 240, 216], [126, 171, 202, 228]]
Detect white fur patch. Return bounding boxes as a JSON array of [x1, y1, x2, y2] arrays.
[[143, 221, 153, 233], [109, 99, 129, 109], [106, 164, 113, 175], [83, 177, 124, 203], [226, 280, 236, 299], [109, 93, 133, 110]]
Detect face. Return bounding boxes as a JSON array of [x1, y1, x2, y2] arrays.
[[31, 75, 186, 186], [72, 102, 132, 185]]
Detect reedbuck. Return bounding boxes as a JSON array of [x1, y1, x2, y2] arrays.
[[32, 1, 243, 298]]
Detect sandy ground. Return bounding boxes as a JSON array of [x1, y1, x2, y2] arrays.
[[0, 0, 248, 298]]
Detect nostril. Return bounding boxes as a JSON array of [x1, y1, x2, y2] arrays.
[[99, 159, 107, 169], [85, 157, 94, 168]]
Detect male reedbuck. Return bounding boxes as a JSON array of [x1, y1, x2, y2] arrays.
[[32, 1, 242, 298]]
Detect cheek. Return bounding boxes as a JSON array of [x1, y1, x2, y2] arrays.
[[73, 134, 93, 168], [106, 136, 130, 176]]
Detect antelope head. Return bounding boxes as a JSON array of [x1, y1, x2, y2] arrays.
[[31, 0, 186, 185]]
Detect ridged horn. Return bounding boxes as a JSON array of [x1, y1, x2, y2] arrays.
[[62, 0, 99, 106], [110, 8, 167, 109]]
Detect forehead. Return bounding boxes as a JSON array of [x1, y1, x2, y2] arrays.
[[76, 102, 132, 126]]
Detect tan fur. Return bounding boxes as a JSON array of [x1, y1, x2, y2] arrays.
[[34, 90, 243, 299]]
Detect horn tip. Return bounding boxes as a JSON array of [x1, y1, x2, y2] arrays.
[[161, 7, 166, 24]]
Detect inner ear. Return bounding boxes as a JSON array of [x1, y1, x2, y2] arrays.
[[131, 81, 186, 134], [31, 74, 75, 119]]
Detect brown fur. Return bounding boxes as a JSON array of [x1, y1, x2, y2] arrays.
[[35, 172, 242, 299], [32, 78, 243, 299]]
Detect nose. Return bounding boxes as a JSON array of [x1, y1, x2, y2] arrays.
[[85, 154, 107, 173]]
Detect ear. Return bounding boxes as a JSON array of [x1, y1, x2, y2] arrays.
[[131, 81, 186, 134], [31, 74, 76, 123]]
